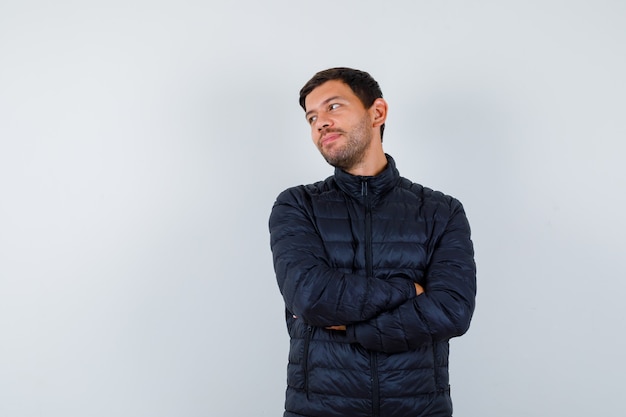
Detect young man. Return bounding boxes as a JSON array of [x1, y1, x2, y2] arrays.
[[269, 67, 476, 417]]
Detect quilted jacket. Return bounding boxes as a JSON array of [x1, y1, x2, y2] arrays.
[[269, 155, 476, 417]]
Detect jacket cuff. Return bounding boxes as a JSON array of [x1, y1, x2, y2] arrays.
[[345, 324, 358, 344]]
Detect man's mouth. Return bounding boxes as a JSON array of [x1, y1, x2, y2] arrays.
[[320, 132, 341, 146]]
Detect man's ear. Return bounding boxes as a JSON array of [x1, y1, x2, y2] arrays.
[[370, 98, 388, 128]]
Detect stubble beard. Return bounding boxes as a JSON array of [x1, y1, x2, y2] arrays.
[[319, 115, 372, 171]]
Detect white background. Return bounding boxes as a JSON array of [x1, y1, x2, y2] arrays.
[[1, 1, 625, 416]]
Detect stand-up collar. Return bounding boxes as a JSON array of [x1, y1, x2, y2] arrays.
[[334, 154, 401, 200]]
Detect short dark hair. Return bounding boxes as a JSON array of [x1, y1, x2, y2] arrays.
[[299, 67, 385, 140]]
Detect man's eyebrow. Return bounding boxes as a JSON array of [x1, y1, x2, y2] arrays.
[[305, 95, 343, 119]]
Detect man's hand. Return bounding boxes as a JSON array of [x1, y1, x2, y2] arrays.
[[326, 325, 346, 331], [414, 282, 424, 296]]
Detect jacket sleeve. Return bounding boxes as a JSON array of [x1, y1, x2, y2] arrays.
[[345, 199, 477, 353], [269, 188, 417, 328]]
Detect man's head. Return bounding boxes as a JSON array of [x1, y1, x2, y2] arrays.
[[299, 67, 386, 140], [299, 68, 388, 174]]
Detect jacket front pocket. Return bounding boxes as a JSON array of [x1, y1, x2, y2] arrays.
[[287, 324, 313, 392], [302, 325, 313, 397]]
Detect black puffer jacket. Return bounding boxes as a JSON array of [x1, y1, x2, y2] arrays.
[[269, 155, 476, 417]]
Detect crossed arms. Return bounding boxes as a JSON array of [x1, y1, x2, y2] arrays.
[[269, 188, 476, 353]]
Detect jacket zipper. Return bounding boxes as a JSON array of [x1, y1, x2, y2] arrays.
[[362, 180, 379, 417], [363, 180, 373, 280], [370, 352, 379, 417], [303, 325, 313, 399]]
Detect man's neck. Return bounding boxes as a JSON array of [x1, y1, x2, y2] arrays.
[[345, 147, 388, 177]]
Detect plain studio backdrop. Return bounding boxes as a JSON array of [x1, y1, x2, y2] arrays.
[[1, 1, 624, 416]]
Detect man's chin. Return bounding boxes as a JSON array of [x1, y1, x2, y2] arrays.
[[323, 155, 351, 170], [321, 153, 339, 167]]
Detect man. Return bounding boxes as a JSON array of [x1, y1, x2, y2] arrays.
[[269, 67, 476, 417]]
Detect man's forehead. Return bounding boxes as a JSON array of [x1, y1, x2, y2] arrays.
[[304, 80, 352, 110]]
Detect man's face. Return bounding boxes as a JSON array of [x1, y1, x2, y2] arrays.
[[304, 80, 374, 170]]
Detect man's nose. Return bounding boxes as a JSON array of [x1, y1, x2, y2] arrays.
[[317, 122, 330, 131], [315, 115, 331, 131]]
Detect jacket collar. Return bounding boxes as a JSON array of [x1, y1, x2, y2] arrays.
[[334, 154, 400, 199]]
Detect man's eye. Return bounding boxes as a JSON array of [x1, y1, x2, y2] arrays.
[[308, 115, 317, 124], [329, 103, 340, 110]]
